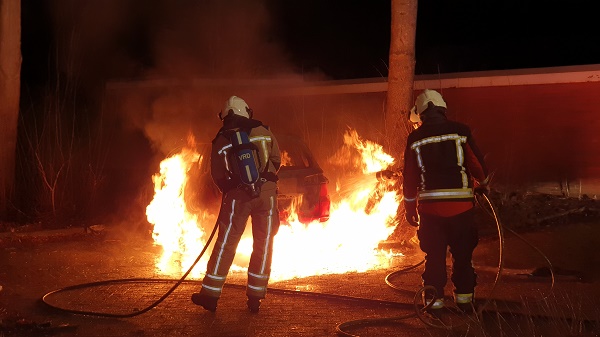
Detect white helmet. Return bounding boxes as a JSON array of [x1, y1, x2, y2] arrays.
[[220, 95, 253, 120], [414, 89, 446, 115]]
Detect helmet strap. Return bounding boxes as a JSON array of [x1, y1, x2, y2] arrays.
[[218, 105, 252, 120], [218, 109, 235, 121]]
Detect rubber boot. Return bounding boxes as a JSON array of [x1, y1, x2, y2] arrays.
[[454, 293, 475, 314], [191, 293, 218, 312], [247, 296, 261, 313], [425, 298, 445, 320]]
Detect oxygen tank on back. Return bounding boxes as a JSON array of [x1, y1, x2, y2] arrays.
[[230, 130, 261, 198]]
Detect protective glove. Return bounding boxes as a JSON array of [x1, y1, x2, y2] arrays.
[[376, 169, 396, 181], [405, 205, 420, 227], [216, 178, 239, 194], [474, 184, 490, 196]]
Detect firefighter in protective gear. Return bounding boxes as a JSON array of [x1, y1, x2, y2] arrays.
[[192, 95, 281, 313], [402, 89, 489, 316]]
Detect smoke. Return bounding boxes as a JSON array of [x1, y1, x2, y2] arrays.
[[47, 0, 389, 160], [41, 0, 391, 225], [46, 0, 313, 155], [148, 1, 294, 79]]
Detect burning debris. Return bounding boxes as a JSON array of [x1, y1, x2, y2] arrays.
[[146, 129, 403, 281]]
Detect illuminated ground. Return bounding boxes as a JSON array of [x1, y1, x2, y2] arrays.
[[1, 212, 600, 337]]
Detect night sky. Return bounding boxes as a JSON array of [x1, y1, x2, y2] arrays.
[[271, 0, 600, 78], [20, 1, 600, 86]]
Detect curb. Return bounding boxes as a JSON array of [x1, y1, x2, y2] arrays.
[[0, 225, 106, 248]]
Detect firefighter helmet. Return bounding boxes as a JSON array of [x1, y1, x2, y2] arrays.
[[220, 95, 253, 120], [414, 89, 446, 115]]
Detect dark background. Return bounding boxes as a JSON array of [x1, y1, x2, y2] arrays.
[[270, 0, 600, 78], [13, 0, 600, 225], [22, 1, 600, 86]]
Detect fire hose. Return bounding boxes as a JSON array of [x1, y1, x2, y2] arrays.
[[40, 192, 557, 335], [334, 192, 506, 334], [42, 220, 219, 318], [335, 192, 560, 336]]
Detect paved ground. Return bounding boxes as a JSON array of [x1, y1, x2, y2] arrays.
[[1, 222, 600, 337]]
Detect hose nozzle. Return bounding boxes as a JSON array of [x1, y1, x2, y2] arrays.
[[375, 169, 399, 182]]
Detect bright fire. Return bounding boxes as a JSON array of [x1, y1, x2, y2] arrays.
[[146, 129, 403, 281]]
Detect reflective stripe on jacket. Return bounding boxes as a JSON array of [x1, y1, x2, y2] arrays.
[[403, 116, 488, 204]]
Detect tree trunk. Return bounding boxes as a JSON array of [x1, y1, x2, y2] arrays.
[[386, 0, 418, 244], [0, 0, 22, 219], [385, 0, 417, 161]]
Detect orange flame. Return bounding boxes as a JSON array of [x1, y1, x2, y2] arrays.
[[145, 145, 211, 277], [280, 150, 293, 166], [147, 129, 404, 280]]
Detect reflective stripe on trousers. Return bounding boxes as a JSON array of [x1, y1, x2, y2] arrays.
[[200, 187, 279, 299], [455, 292, 473, 304], [200, 199, 239, 297], [246, 194, 277, 298]]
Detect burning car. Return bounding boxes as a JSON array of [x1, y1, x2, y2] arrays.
[[276, 134, 330, 224], [185, 134, 330, 224], [147, 127, 400, 279]]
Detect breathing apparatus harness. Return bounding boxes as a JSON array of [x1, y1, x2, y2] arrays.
[[214, 118, 278, 197], [224, 129, 263, 198]]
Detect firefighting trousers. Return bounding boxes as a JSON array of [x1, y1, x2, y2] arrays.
[[200, 182, 280, 300], [417, 209, 478, 299]]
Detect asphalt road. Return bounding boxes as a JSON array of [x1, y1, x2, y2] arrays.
[[1, 222, 599, 337]]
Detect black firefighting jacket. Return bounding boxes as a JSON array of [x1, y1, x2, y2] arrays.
[[403, 110, 488, 206]]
